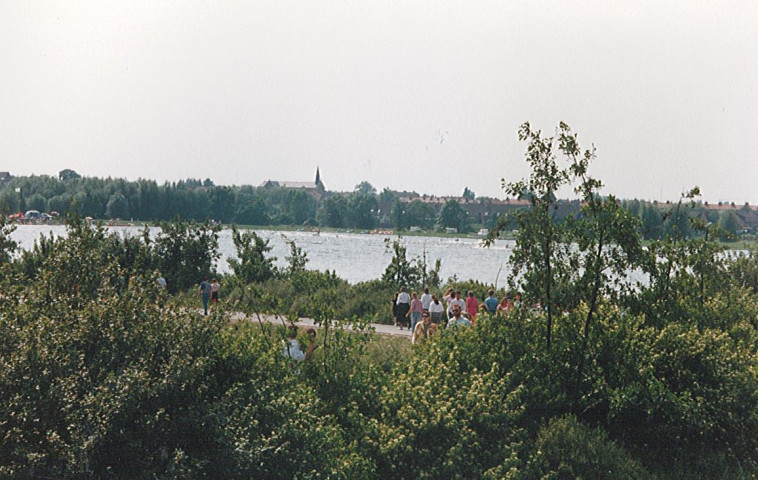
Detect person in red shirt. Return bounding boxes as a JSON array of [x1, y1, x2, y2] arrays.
[[466, 290, 479, 324]]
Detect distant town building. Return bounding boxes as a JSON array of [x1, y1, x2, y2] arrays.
[[0, 171, 12, 185], [260, 167, 325, 199]]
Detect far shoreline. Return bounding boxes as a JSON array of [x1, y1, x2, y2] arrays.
[[10, 219, 757, 248]]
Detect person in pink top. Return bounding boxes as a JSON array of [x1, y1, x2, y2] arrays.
[[497, 296, 512, 315], [408, 291, 424, 332], [466, 290, 479, 324]]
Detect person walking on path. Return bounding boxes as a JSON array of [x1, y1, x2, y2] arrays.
[[211, 278, 220, 304], [408, 291, 424, 332], [466, 290, 479, 323], [396, 286, 411, 329], [198, 276, 212, 315], [428, 294, 444, 324], [450, 291, 466, 316], [391, 292, 400, 327], [484, 289, 499, 315], [443, 287, 455, 320], [420, 287, 433, 311]]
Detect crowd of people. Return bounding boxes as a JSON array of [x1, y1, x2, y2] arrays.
[[393, 286, 526, 344], [193, 275, 526, 362]]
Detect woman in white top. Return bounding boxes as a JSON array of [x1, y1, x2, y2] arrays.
[[442, 288, 455, 319], [428, 294, 445, 324]]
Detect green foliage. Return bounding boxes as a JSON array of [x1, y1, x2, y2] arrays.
[[316, 190, 378, 229], [105, 192, 129, 219], [354, 181, 377, 196], [0, 212, 18, 266], [8, 169, 750, 240], [639, 202, 664, 239], [0, 228, 374, 479], [153, 219, 221, 293], [403, 199, 437, 229], [347, 192, 378, 229], [719, 209, 740, 240], [492, 122, 574, 348], [730, 245, 758, 294], [514, 415, 652, 479], [227, 225, 277, 284], [233, 188, 269, 225], [317, 195, 348, 228], [59, 168, 81, 180], [284, 237, 309, 276], [438, 198, 469, 231], [26, 192, 48, 212], [381, 238, 441, 291]]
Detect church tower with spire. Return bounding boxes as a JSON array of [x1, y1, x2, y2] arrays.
[[315, 167, 325, 192]]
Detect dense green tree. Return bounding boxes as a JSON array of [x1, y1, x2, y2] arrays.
[[390, 198, 406, 231], [640, 202, 664, 239], [0, 189, 20, 213], [137, 179, 162, 220], [354, 181, 377, 196], [285, 189, 317, 225], [438, 199, 468, 232], [719, 209, 739, 240], [378, 187, 396, 204], [623, 198, 641, 217], [403, 199, 436, 229], [380, 238, 441, 290], [46, 194, 72, 215], [317, 195, 347, 228], [208, 186, 236, 223], [0, 214, 17, 266], [25, 192, 47, 212], [347, 192, 378, 229], [152, 219, 220, 293], [227, 225, 277, 283], [662, 198, 693, 239], [105, 192, 129, 219], [58, 168, 81, 180], [233, 195, 264, 225], [283, 238, 309, 276]]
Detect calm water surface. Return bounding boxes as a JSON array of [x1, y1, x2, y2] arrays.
[[11, 225, 516, 286]]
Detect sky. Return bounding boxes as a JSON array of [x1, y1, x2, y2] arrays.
[[1, 1, 757, 204]]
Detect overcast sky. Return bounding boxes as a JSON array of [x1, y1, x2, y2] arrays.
[[2, 1, 756, 203]]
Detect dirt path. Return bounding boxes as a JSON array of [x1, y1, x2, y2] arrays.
[[221, 310, 414, 338]]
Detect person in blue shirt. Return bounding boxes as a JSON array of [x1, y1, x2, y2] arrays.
[[484, 289, 499, 315], [447, 304, 471, 329], [198, 277, 212, 315]]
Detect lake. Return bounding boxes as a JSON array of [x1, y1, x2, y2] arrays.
[[10, 225, 517, 286]]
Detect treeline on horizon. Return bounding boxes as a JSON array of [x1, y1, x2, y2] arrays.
[[1, 168, 754, 240]]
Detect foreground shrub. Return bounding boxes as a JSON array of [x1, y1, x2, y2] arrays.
[[0, 223, 373, 479], [361, 304, 758, 478], [510, 415, 651, 479]]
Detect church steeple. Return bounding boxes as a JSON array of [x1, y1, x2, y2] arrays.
[[316, 167, 326, 193]]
